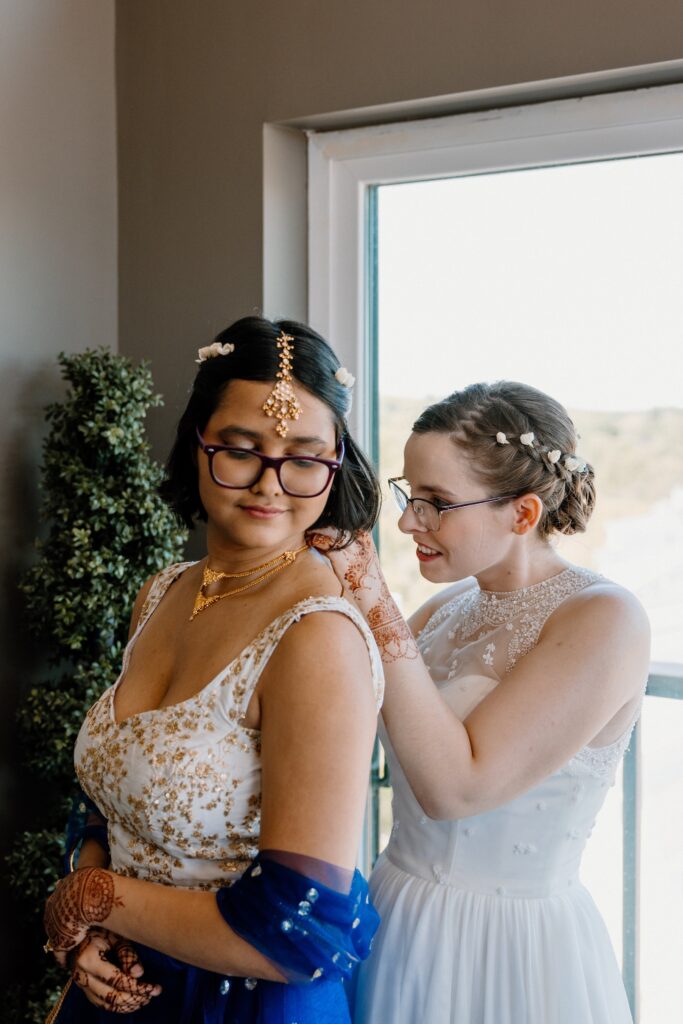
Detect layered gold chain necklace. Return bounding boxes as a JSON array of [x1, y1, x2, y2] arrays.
[[190, 544, 308, 620]]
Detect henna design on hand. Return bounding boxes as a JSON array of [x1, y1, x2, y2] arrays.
[[103, 988, 153, 1013], [305, 530, 336, 552], [73, 965, 90, 990], [339, 535, 418, 662], [110, 935, 141, 976], [69, 928, 159, 1011], [312, 530, 419, 662], [44, 868, 123, 955], [340, 533, 376, 593]]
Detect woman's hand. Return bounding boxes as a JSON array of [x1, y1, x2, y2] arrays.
[[45, 867, 121, 963], [68, 928, 162, 1012], [307, 531, 417, 662], [307, 530, 386, 604], [45, 869, 162, 1011]]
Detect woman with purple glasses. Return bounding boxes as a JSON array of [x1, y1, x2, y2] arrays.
[[316, 380, 648, 1024], [42, 317, 384, 1023]]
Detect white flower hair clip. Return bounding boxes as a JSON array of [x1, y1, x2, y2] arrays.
[[564, 456, 587, 473], [335, 367, 355, 388], [493, 430, 589, 474], [196, 341, 235, 363]]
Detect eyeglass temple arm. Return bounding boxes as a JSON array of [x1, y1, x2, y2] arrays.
[[195, 425, 207, 448]]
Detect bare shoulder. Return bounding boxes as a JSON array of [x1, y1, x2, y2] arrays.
[[546, 576, 650, 638], [276, 607, 375, 674], [284, 546, 345, 601], [409, 577, 477, 636], [264, 606, 377, 706], [539, 575, 650, 695]]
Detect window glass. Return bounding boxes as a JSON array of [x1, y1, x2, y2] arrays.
[[376, 154, 683, 1021], [377, 155, 683, 667]]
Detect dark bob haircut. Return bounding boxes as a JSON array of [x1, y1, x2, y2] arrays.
[[160, 316, 381, 543]]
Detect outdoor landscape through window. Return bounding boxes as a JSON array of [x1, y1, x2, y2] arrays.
[[376, 153, 683, 1023]]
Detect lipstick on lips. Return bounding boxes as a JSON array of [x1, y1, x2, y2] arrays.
[[416, 543, 441, 562]]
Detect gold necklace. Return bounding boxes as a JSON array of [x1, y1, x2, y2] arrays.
[[190, 544, 308, 620]]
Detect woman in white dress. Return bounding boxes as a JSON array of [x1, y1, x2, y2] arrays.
[[316, 380, 649, 1024]]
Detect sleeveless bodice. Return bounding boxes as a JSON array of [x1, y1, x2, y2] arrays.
[[75, 561, 384, 891], [381, 566, 643, 897]]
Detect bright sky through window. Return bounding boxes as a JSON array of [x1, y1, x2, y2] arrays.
[[375, 148, 683, 1023], [378, 153, 683, 411]]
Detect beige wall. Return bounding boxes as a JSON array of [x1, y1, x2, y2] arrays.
[[116, 0, 683, 460], [0, 0, 116, 881]]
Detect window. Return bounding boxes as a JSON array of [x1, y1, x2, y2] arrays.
[[308, 82, 683, 1023]]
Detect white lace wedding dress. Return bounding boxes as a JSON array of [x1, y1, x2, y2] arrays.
[[353, 567, 641, 1024]]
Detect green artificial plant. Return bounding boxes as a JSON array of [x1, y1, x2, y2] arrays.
[[4, 348, 187, 1022]]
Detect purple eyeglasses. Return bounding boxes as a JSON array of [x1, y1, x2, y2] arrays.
[[196, 427, 345, 498]]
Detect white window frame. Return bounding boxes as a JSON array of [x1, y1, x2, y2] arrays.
[[306, 81, 683, 1023], [307, 81, 683, 447]]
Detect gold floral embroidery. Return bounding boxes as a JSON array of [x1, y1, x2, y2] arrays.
[[74, 564, 383, 890]]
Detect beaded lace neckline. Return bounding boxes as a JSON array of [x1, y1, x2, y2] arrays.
[[418, 563, 644, 780], [477, 566, 574, 599], [422, 566, 599, 642]]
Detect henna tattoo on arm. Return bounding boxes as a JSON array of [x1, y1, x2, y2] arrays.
[[367, 599, 419, 664], [342, 536, 418, 662], [310, 531, 419, 663], [44, 868, 123, 955]]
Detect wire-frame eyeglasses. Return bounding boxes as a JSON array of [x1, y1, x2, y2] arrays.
[[196, 427, 345, 498], [388, 478, 519, 532]]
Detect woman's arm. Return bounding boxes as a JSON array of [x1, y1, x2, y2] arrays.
[[257, 611, 377, 865], [319, 534, 650, 819], [406, 577, 476, 638], [47, 871, 286, 979], [45, 611, 378, 978], [74, 838, 109, 869], [63, 801, 161, 1011]]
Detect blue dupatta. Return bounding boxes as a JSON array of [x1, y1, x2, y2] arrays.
[[49, 854, 379, 1024]]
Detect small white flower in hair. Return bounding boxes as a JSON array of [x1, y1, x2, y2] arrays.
[[520, 432, 535, 446], [496, 432, 510, 445], [548, 450, 562, 464], [335, 367, 355, 388], [564, 456, 581, 472], [196, 342, 235, 363]]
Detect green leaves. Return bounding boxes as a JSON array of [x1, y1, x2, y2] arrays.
[[5, 830, 65, 905], [6, 347, 188, 1020], [20, 348, 186, 661]]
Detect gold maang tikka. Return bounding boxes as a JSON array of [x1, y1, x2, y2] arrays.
[[262, 332, 302, 437]]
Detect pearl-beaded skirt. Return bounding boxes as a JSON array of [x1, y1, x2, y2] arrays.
[[351, 853, 633, 1024]]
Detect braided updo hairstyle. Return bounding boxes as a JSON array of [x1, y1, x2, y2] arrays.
[[413, 381, 596, 540]]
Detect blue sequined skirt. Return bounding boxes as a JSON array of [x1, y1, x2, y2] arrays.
[[50, 856, 378, 1023], [53, 945, 351, 1023]]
